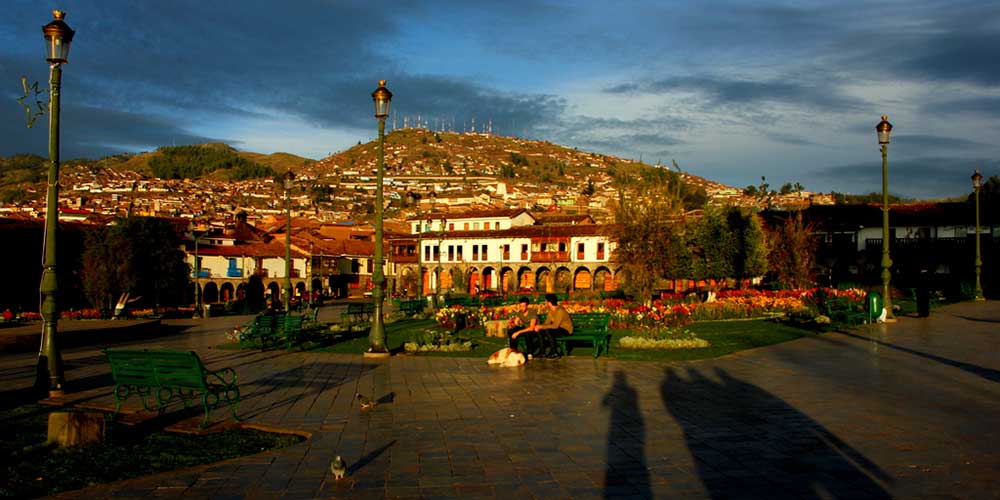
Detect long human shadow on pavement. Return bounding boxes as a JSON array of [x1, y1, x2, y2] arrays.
[[835, 330, 1000, 383], [602, 370, 651, 499], [661, 367, 892, 499]]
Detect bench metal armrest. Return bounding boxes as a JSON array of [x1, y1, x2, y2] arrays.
[[207, 367, 238, 387]]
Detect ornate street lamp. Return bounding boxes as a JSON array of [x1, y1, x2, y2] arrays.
[[876, 115, 895, 321], [972, 169, 985, 301], [367, 80, 392, 355], [283, 169, 295, 313], [36, 10, 75, 396]]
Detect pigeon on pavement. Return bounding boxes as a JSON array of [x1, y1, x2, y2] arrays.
[[356, 393, 376, 409], [330, 455, 347, 479]]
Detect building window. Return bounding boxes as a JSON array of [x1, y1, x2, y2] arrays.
[[433, 245, 440, 261], [367, 259, 373, 273], [597, 242, 605, 260], [559, 242, 567, 252], [449, 223, 455, 231], [473, 222, 480, 230], [484, 221, 491, 230], [502, 244, 510, 260], [424, 245, 431, 261], [448, 245, 455, 261], [463, 222, 470, 230], [481, 244, 488, 260], [413, 223, 419, 233], [577, 242, 585, 260], [457, 245, 464, 260], [521, 244, 529, 260], [473, 245, 479, 261]]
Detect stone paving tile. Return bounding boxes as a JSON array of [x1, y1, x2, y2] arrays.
[[7, 302, 1000, 498]]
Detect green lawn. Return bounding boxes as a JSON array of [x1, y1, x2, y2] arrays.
[[0, 405, 302, 499], [607, 320, 812, 362], [228, 317, 817, 363]]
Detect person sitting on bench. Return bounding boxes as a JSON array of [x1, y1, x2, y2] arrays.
[[532, 294, 573, 359], [509, 297, 539, 355]]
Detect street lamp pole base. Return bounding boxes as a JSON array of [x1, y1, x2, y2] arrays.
[[363, 351, 391, 359]]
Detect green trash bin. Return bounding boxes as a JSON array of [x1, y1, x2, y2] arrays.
[[866, 291, 883, 323]]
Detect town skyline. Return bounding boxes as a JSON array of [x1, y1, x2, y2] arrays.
[[2, 1, 998, 199]]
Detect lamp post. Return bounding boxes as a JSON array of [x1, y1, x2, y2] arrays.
[[283, 169, 295, 313], [35, 10, 75, 396], [876, 115, 895, 321], [189, 222, 207, 318], [972, 169, 985, 301], [368, 80, 392, 354]]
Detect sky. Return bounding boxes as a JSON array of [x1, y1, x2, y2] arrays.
[[2, 0, 998, 200]]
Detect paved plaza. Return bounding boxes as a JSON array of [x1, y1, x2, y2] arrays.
[[1, 301, 998, 499]]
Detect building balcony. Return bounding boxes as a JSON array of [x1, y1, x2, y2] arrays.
[[531, 251, 569, 263]]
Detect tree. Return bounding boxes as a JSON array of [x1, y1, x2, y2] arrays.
[[81, 217, 190, 316], [609, 184, 690, 304], [691, 207, 737, 289], [726, 207, 769, 287], [582, 178, 596, 196], [780, 183, 793, 195], [766, 212, 817, 289]]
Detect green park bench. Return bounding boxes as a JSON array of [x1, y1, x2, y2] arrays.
[[237, 314, 278, 348], [511, 312, 612, 358], [397, 298, 425, 316], [103, 349, 241, 428], [822, 295, 870, 325], [556, 312, 612, 358], [277, 314, 305, 349], [443, 296, 479, 308], [341, 302, 376, 326]]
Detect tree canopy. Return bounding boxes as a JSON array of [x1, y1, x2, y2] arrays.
[[149, 145, 275, 180], [81, 217, 190, 316]]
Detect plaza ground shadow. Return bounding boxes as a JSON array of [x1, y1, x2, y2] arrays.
[[238, 361, 378, 420], [836, 330, 1000, 383], [602, 370, 652, 499], [661, 367, 892, 499]]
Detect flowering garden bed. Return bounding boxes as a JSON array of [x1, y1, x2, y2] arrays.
[[430, 288, 867, 352]]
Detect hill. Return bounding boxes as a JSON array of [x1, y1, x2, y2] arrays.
[[308, 128, 712, 206], [86, 143, 314, 181]]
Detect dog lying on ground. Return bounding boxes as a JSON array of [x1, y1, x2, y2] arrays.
[[487, 347, 526, 367]]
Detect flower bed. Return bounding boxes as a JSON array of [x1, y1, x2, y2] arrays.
[[462, 288, 866, 332], [404, 328, 473, 352]]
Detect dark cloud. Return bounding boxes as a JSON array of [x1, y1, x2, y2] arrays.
[[276, 74, 568, 137], [605, 76, 865, 113], [549, 115, 688, 164], [923, 96, 1000, 120], [766, 133, 818, 147], [892, 134, 988, 152], [0, 100, 232, 158], [830, 3, 1000, 87], [815, 157, 994, 199]]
